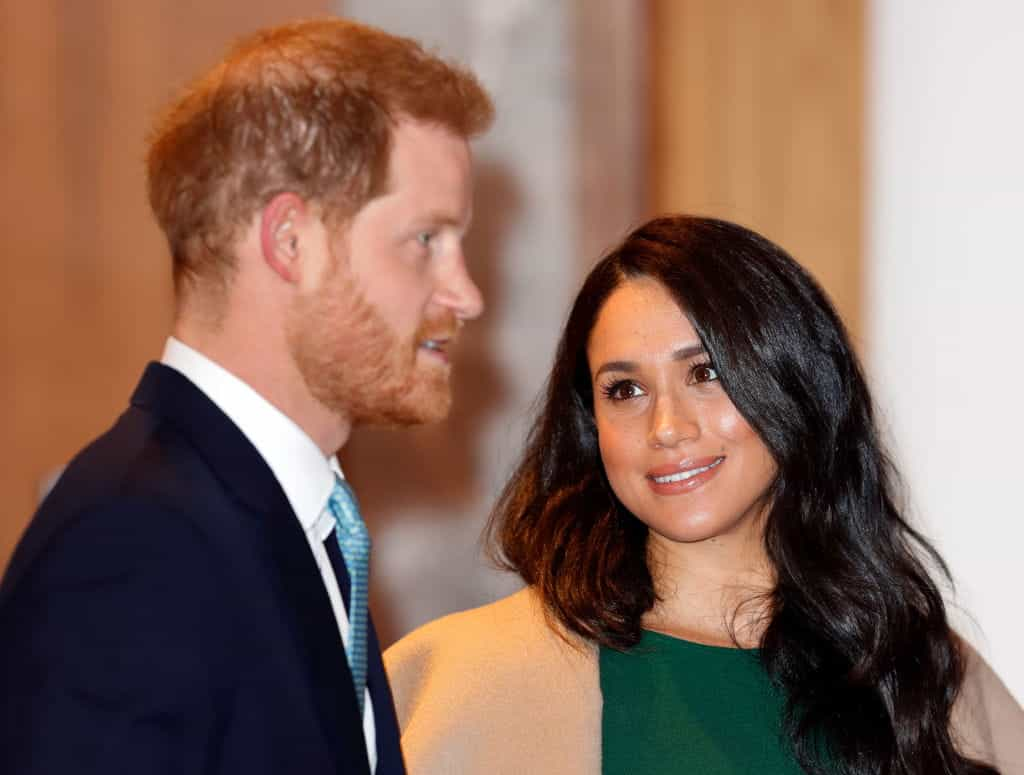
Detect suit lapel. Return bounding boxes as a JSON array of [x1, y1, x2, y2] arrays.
[[132, 363, 371, 774], [331, 545, 406, 774], [260, 494, 371, 774], [367, 615, 406, 774]]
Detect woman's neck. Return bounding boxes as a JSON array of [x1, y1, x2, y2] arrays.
[[642, 528, 775, 649]]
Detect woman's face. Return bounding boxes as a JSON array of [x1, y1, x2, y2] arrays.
[[587, 277, 777, 548]]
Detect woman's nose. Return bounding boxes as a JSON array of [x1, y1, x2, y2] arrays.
[[649, 396, 698, 448]]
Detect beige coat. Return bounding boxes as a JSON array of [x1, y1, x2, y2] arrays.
[[384, 588, 1024, 774]]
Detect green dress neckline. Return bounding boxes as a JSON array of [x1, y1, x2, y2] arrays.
[[599, 629, 807, 774], [641, 628, 759, 653]]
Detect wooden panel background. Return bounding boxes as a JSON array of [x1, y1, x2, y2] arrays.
[[0, 1, 865, 575], [647, 0, 864, 340], [0, 0, 328, 567]]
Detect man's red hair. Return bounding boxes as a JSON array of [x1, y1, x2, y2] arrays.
[[146, 18, 494, 295]]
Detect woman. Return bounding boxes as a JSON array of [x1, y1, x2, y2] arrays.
[[384, 216, 1023, 774]]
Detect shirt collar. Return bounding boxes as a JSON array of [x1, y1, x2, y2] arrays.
[[161, 337, 342, 531]]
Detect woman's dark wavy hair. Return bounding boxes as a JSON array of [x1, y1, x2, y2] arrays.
[[487, 215, 997, 775]]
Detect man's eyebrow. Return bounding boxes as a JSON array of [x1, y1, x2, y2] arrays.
[[417, 210, 470, 229], [593, 344, 706, 379]]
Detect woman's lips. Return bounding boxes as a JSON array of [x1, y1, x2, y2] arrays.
[[646, 456, 725, 495]]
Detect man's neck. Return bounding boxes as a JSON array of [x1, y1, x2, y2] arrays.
[[170, 320, 351, 456]]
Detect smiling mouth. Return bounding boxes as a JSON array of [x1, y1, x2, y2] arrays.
[[650, 457, 724, 484]]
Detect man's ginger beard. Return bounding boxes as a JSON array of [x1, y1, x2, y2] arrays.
[[286, 250, 457, 431]]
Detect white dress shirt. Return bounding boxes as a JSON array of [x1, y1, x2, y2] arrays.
[[161, 337, 377, 770]]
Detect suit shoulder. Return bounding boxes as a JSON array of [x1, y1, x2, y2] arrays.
[[19, 407, 202, 557], [2, 419, 236, 640], [0, 496, 238, 713], [51, 405, 214, 511], [5, 406, 227, 592], [3, 493, 233, 632]]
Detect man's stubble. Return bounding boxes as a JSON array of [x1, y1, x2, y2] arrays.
[[286, 249, 457, 433]]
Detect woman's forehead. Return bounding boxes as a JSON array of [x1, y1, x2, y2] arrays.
[[587, 278, 699, 363]]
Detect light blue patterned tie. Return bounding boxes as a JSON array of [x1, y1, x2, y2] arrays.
[[326, 475, 370, 716]]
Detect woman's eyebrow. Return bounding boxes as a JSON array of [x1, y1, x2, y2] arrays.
[[671, 343, 706, 361], [593, 359, 637, 379], [593, 344, 706, 379]]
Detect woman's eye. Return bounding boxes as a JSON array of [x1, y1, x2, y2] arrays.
[[690, 363, 718, 384], [416, 231, 435, 247], [601, 380, 644, 401]]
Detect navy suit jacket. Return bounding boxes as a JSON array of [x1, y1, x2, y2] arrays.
[[0, 363, 405, 774]]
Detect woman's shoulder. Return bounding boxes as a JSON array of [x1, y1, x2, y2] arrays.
[[384, 586, 595, 709], [383, 586, 601, 775], [951, 635, 1024, 772], [388, 586, 578, 657], [387, 587, 544, 654]]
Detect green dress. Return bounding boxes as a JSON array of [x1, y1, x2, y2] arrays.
[[600, 630, 806, 774]]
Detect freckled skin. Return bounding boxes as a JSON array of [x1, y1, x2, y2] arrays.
[[587, 278, 777, 550]]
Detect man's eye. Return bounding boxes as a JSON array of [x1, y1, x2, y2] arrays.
[[416, 231, 434, 247], [690, 363, 718, 384]]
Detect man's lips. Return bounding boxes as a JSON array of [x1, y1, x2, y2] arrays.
[[646, 456, 725, 493], [418, 331, 458, 361]]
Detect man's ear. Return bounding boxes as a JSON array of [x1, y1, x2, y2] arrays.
[[259, 192, 312, 284]]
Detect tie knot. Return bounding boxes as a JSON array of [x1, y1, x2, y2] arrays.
[[327, 475, 369, 546], [330, 474, 357, 506]]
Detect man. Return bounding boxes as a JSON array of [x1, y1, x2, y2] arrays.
[[0, 18, 493, 774]]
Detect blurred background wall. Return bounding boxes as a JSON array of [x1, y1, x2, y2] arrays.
[[335, 0, 647, 650], [1, 0, 1019, 703], [867, 0, 1024, 706], [0, 0, 329, 565]]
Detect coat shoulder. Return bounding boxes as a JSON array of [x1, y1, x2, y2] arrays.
[[384, 587, 601, 775], [951, 636, 1024, 772], [388, 588, 576, 668], [384, 587, 593, 717]]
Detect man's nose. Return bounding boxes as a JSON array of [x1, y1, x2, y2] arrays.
[[437, 251, 484, 321]]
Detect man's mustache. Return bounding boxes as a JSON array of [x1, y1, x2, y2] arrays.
[[415, 312, 461, 345]]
